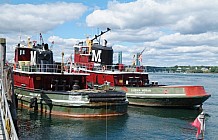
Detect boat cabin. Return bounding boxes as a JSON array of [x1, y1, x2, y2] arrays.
[[13, 40, 88, 91]]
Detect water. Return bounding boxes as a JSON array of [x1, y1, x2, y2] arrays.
[[17, 73, 218, 140]]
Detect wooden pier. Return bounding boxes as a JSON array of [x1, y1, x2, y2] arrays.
[[1, 38, 19, 140]]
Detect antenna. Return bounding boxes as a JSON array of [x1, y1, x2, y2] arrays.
[[18, 27, 22, 43], [40, 33, 44, 44]]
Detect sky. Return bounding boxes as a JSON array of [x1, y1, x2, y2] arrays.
[[1, 0, 218, 67]]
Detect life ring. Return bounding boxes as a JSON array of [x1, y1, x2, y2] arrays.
[[164, 89, 168, 94], [13, 63, 16, 70], [5, 118, 11, 135], [102, 66, 106, 71], [64, 65, 68, 72]]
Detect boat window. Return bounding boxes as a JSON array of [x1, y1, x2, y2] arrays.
[[113, 75, 124, 86], [19, 49, 25, 55], [127, 77, 141, 87], [81, 47, 89, 54], [75, 48, 79, 54], [126, 80, 128, 85]]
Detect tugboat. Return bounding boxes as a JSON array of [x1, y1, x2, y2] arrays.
[[13, 35, 128, 117], [71, 28, 211, 108]]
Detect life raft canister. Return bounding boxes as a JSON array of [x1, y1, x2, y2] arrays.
[[102, 66, 106, 71]]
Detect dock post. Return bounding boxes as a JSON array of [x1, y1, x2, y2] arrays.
[[0, 38, 6, 66], [1, 38, 19, 137], [0, 38, 6, 80], [0, 38, 19, 139]]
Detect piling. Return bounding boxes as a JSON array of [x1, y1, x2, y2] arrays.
[[0, 38, 6, 66]]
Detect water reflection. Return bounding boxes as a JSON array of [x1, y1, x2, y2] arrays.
[[128, 106, 202, 121], [16, 73, 217, 140], [17, 106, 211, 140], [17, 108, 128, 139]]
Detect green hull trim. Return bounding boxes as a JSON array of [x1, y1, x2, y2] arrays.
[[15, 88, 128, 117], [115, 86, 211, 107], [127, 96, 210, 107]]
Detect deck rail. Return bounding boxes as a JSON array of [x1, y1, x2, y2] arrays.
[[0, 79, 19, 140], [74, 63, 147, 72], [14, 63, 60, 73]]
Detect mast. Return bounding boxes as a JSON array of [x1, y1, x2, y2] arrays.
[[91, 28, 111, 43], [87, 28, 111, 54]]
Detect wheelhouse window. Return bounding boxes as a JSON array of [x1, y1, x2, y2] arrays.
[[19, 49, 25, 55], [75, 47, 79, 54], [114, 75, 146, 87]]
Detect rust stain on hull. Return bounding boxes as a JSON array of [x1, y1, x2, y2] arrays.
[[18, 102, 127, 118]]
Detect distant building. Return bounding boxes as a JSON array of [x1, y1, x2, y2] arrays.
[[201, 67, 209, 72], [176, 67, 182, 72]]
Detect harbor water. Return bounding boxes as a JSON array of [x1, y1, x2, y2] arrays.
[[17, 73, 218, 140]]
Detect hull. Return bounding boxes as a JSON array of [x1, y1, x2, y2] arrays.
[[15, 87, 128, 118], [127, 96, 210, 107], [71, 29, 211, 108], [85, 70, 211, 108], [116, 85, 211, 107], [12, 35, 130, 118]]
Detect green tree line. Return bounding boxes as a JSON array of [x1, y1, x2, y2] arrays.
[[169, 66, 218, 73]]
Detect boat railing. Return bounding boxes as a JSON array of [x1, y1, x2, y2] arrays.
[[74, 63, 147, 72], [14, 63, 61, 73], [0, 79, 19, 140]]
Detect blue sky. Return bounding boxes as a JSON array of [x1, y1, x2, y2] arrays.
[[1, 0, 218, 66]]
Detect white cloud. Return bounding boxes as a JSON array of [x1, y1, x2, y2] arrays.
[[0, 2, 87, 63], [158, 32, 218, 46], [0, 2, 87, 34], [2, 0, 218, 66], [48, 36, 80, 46], [106, 28, 163, 43], [85, 0, 218, 66], [47, 36, 80, 62], [111, 31, 218, 66], [86, 0, 218, 34]]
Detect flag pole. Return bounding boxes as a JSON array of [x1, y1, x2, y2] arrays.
[[200, 112, 205, 140], [191, 111, 206, 140]]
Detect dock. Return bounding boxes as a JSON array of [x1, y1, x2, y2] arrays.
[[1, 38, 19, 140], [0, 87, 5, 140]]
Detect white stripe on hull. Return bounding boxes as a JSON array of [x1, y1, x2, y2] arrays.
[[126, 93, 186, 98], [17, 94, 90, 104]]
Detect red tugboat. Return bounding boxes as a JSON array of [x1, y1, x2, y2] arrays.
[[72, 28, 211, 108], [13, 35, 128, 117]]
